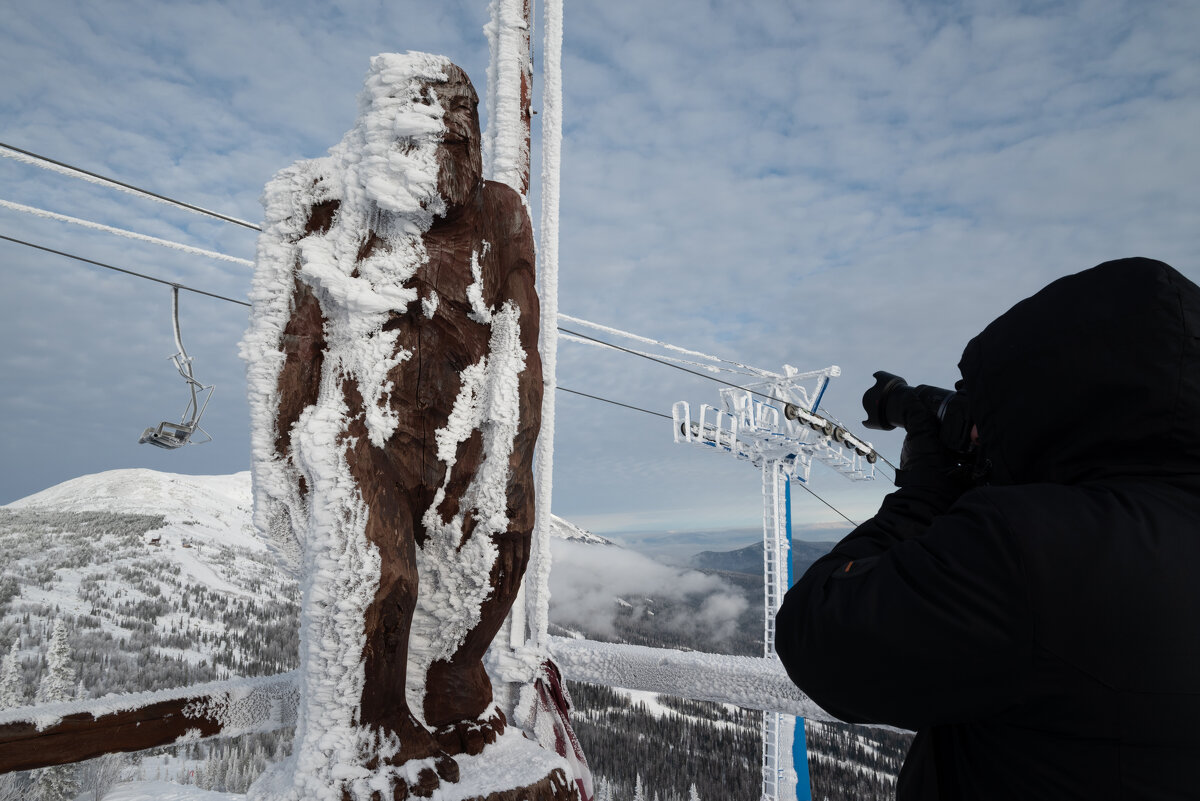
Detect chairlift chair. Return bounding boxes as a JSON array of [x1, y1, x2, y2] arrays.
[[139, 286, 214, 449]]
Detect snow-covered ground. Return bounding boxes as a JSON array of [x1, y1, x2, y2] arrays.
[[102, 781, 244, 800]]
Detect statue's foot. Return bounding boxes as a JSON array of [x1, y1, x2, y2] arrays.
[[433, 705, 507, 757], [362, 754, 458, 801]]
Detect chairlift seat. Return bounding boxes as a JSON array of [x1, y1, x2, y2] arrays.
[[139, 421, 195, 449], [138, 286, 214, 450]]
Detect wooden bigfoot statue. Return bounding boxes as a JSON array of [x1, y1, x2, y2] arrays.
[[243, 53, 577, 801]]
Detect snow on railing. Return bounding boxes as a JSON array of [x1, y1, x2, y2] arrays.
[[0, 636, 857, 776], [0, 671, 297, 773]]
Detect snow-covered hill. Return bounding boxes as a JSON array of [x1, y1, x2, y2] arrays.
[[0, 470, 645, 693], [8, 469, 258, 553], [7, 467, 615, 554], [0, 471, 299, 700]]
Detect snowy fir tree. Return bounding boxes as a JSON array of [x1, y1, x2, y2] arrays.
[[633, 774, 645, 801], [0, 642, 28, 801], [688, 783, 701, 801], [35, 619, 73, 704], [0, 640, 23, 709], [31, 619, 79, 801]]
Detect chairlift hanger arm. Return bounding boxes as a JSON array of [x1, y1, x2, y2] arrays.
[[138, 286, 214, 449]]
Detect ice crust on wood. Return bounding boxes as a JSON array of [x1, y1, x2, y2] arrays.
[[0, 672, 299, 735], [242, 52, 453, 801], [242, 51, 452, 579]]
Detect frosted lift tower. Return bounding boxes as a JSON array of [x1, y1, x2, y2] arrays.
[[673, 365, 877, 801]]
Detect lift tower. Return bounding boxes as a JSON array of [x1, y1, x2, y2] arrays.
[[673, 365, 876, 801]]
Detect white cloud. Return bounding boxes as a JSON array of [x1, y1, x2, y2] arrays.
[[548, 540, 749, 643]]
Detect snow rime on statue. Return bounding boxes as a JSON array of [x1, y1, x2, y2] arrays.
[[242, 53, 578, 801]]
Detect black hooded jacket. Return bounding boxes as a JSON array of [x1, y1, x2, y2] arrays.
[[775, 258, 1200, 799]]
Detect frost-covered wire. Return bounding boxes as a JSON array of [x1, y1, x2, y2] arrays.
[[794, 482, 858, 526], [0, 233, 250, 307], [558, 324, 791, 400], [0, 141, 262, 231], [558, 325, 892, 479], [555, 384, 869, 522], [559, 331, 761, 376], [556, 386, 671, 420], [558, 312, 776, 377], [0, 198, 254, 266]]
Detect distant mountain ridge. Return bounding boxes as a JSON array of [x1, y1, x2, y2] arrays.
[[688, 539, 839, 578]]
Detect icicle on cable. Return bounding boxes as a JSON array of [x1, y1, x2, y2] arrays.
[[0, 198, 254, 266], [0, 142, 262, 230], [558, 312, 779, 377]]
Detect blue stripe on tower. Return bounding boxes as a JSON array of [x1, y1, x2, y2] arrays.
[[786, 479, 813, 800]]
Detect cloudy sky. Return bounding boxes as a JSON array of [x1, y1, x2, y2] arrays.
[[1, 0, 1197, 549]]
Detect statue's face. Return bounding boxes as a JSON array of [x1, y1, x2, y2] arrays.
[[433, 66, 482, 210]]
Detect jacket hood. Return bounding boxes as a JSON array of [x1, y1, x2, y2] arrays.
[[958, 258, 1200, 485]]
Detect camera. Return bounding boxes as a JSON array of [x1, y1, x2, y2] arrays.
[[861, 371, 974, 454]]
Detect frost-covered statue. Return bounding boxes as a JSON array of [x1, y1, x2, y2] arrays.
[[242, 53, 575, 801]]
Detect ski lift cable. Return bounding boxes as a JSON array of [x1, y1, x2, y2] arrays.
[[0, 232, 871, 522], [559, 331, 762, 377], [0, 141, 263, 231], [0, 234, 667, 418], [0, 233, 251, 307], [552, 388, 864, 525], [559, 323, 893, 468], [2, 229, 899, 481], [0, 198, 254, 267], [795, 482, 859, 527], [1, 142, 865, 404], [558, 312, 777, 377], [557, 385, 672, 420], [1, 142, 895, 470]]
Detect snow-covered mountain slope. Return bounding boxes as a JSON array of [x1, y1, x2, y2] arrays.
[[8, 469, 258, 552], [2, 469, 756, 665], [6, 468, 610, 552], [548, 513, 616, 546], [0, 470, 633, 693], [1, 470, 299, 700]]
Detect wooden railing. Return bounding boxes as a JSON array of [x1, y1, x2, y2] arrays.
[[0, 639, 837, 774]]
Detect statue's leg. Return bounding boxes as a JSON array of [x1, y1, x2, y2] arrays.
[[344, 384, 459, 793], [423, 512, 531, 756]]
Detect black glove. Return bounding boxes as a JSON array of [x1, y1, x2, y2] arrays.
[[896, 391, 968, 490]]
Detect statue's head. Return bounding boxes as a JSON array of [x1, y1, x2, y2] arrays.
[[350, 54, 483, 223], [430, 63, 482, 211]]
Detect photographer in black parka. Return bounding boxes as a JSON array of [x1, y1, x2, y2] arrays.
[[775, 258, 1200, 799]]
